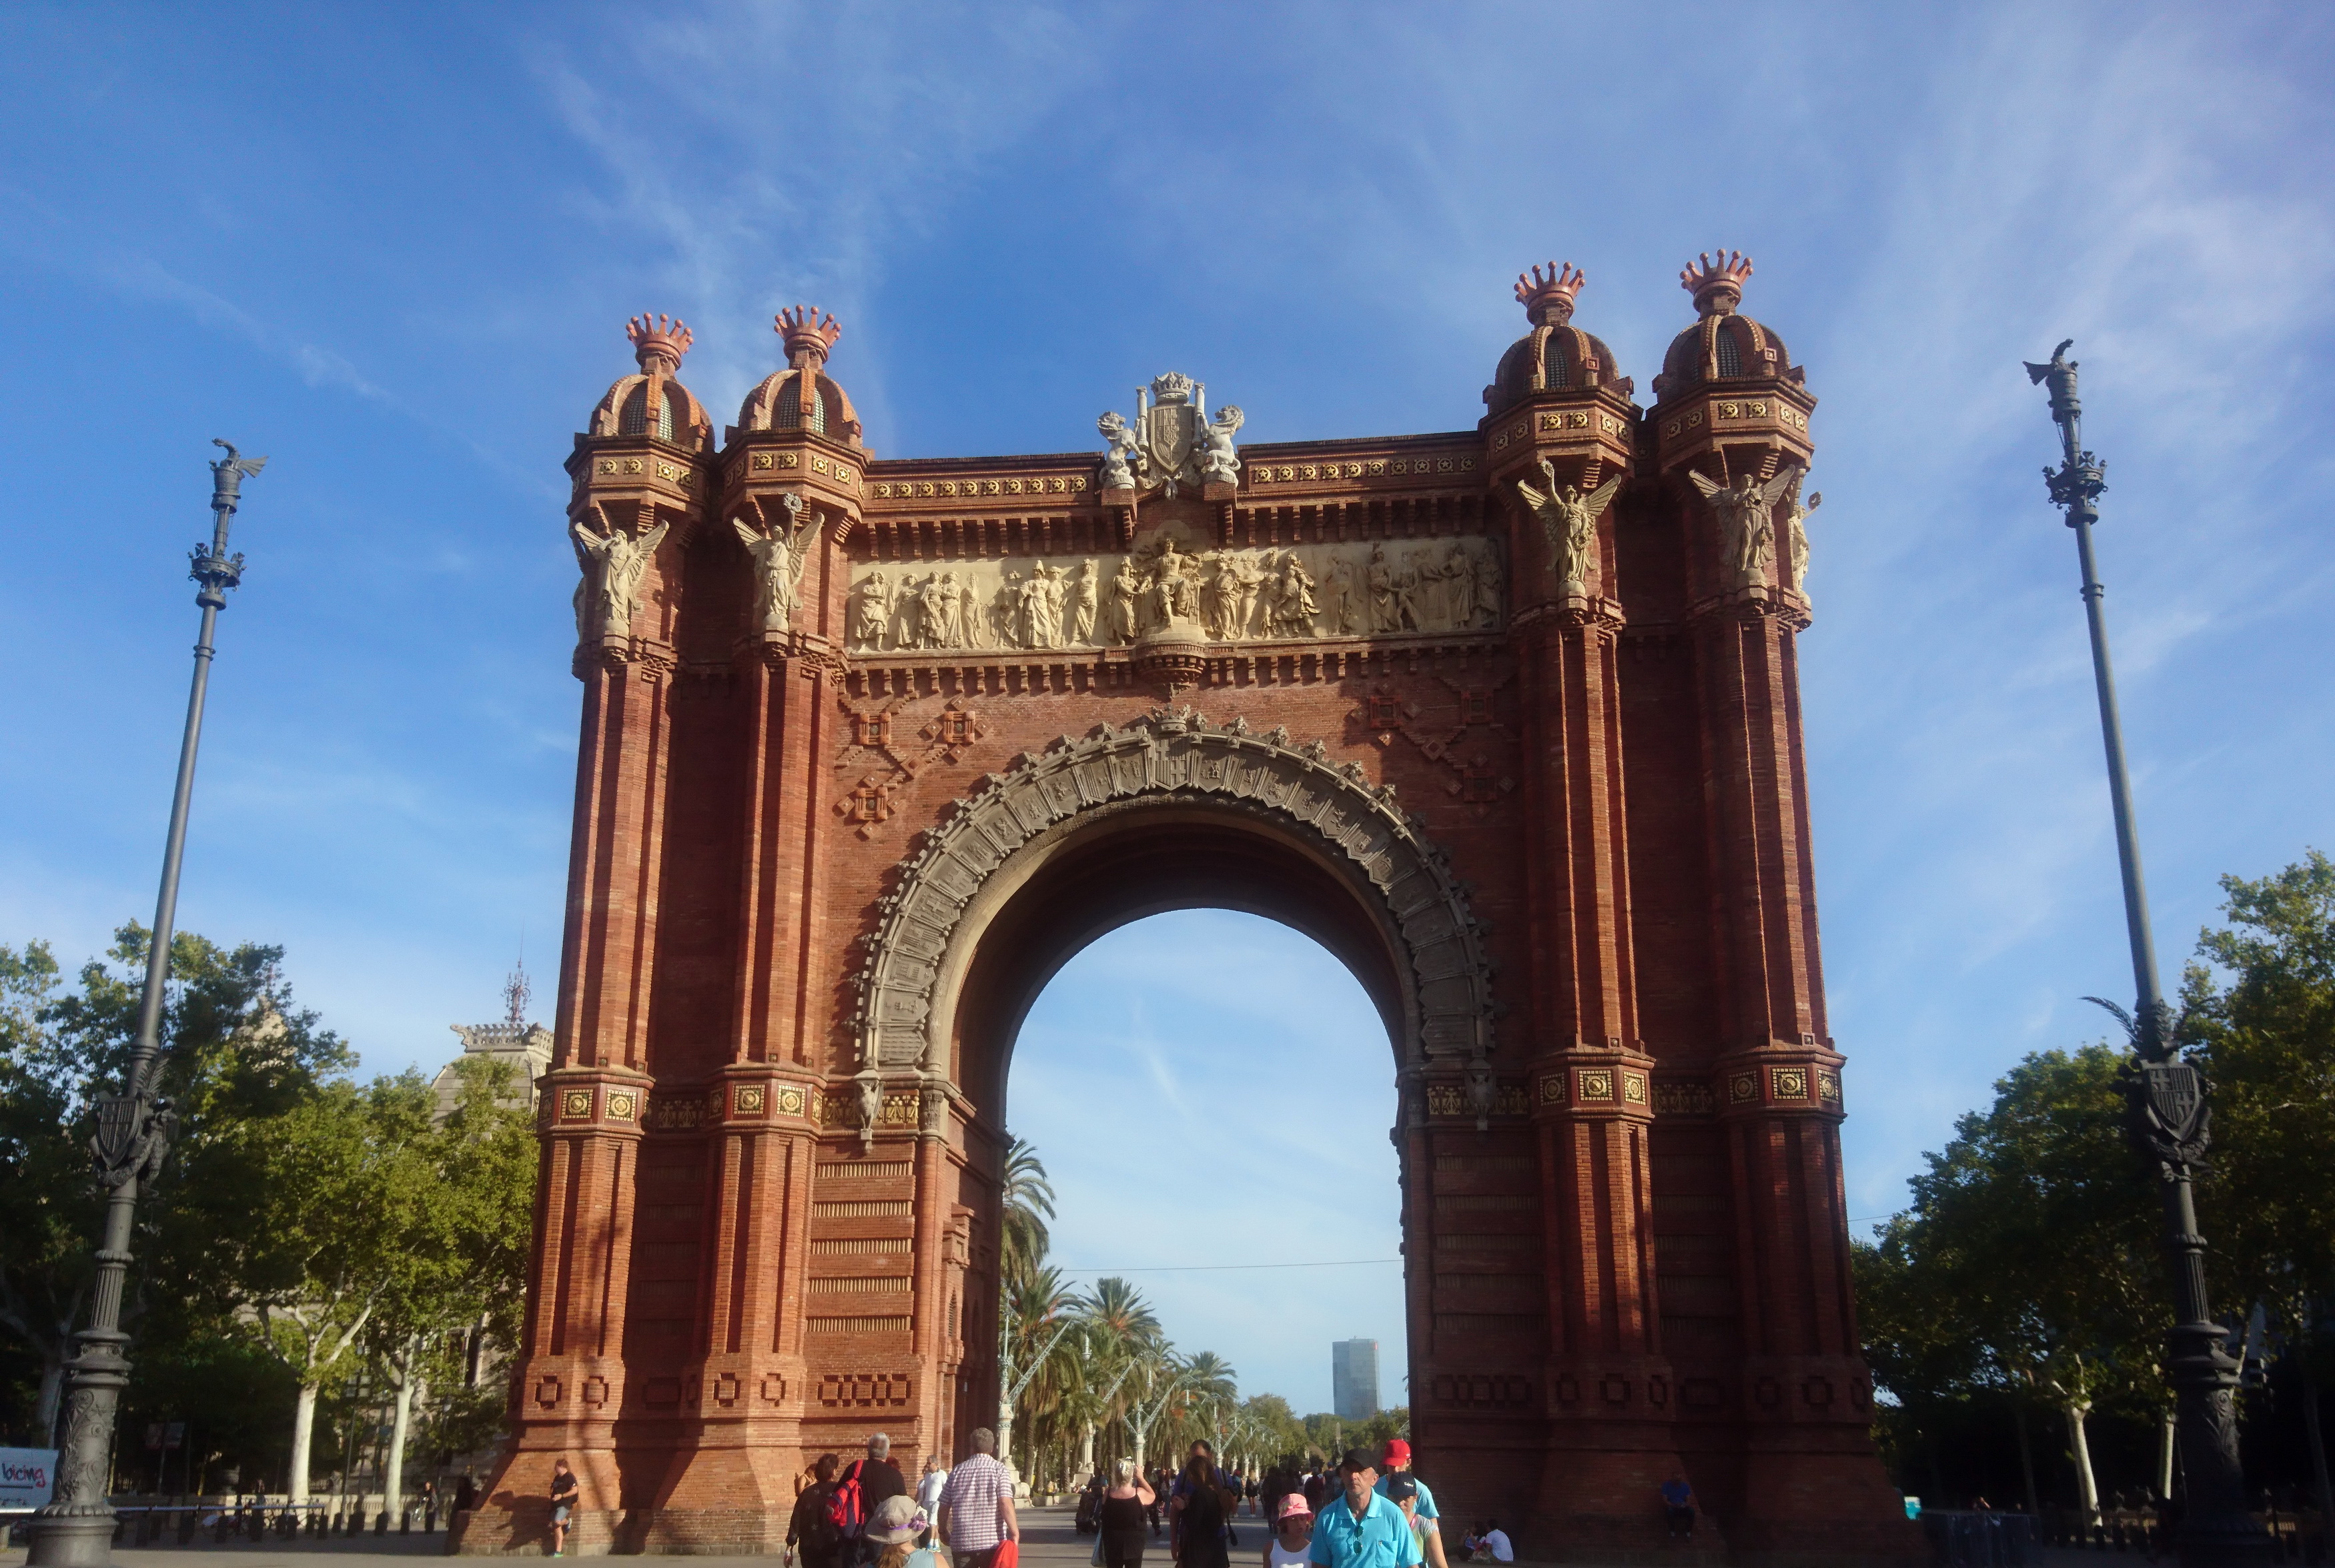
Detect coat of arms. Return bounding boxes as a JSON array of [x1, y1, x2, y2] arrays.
[[1097, 371, 1244, 498]]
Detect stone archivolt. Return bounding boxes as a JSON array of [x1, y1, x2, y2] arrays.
[[850, 706, 1496, 1077]]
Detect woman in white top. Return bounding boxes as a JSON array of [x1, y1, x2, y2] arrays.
[[1264, 1493, 1313, 1568]]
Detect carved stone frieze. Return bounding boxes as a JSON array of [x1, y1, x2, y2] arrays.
[[847, 536, 1503, 654], [850, 708, 1498, 1074]]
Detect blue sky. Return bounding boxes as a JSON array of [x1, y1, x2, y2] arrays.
[[3, 3, 2330, 1415]]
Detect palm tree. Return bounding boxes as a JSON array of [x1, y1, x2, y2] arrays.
[[1001, 1135, 1056, 1288], [999, 1263, 1074, 1478], [1072, 1277, 1161, 1474]]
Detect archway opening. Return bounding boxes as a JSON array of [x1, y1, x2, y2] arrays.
[[953, 805, 1414, 1489]]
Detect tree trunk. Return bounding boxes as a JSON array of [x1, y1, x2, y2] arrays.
[[384, 1358, 418, 1525], [2066, 1397, 2100, 1526], [35, 1348, 66, 1442], [2156, 1408, 2176, 1501], [2015, 1403, 2041, 1517], [2304, 1367, 2334, 1547], [289, 1381, 320, 1504]]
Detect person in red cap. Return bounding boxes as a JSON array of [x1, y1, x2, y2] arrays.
[[1371, 1442, 1438, 1553]]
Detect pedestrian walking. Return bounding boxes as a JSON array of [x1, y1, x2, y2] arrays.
[[789, 1455, 847, 1568], [1170, 1449, 1232, 1568], [1101, 1457, 1157, 1568], [1659, 1473, 1695, 1541], [914, 1455, 948, 1547], [1381, 1476, 1448, 1568], [841, 1435, 908, 1566], [548, 1459, 578, 1558], [1372, 1444, 1436, 1535], [1305, 1451, 1417, 1568], [935, 1427, 1019, 1568], [1264, 1493, 1314, 1568]]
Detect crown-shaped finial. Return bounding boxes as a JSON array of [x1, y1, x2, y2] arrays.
[[1680, 251, 1754, 316], [1149, 371, 1196, 404], [1514, 261, 1585, 327], [627, 313, 694, 371], [776, 305, 843, 368]]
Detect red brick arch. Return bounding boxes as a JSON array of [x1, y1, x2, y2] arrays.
[[451, 313, 1918, 1561]]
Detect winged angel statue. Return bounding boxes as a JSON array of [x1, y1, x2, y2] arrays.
[[735, 493, 822, 633], [1514, 459, 1624, 593], [1688, 467, 1801, 588], [572, 514, 670, 641]]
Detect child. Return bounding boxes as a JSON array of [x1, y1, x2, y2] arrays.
[[1265, 1493, 1312, 1568]]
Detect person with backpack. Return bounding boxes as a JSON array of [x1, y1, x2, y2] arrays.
[[788, 1455, 847, 1568], [838, 1434, 908, 1565]]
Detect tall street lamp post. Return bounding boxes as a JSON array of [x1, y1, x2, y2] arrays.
[[2025, 345, 2268, 1566], [26, 441, 268, 1568]]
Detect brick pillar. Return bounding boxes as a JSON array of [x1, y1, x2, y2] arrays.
[[1691, 596, 1912, 1557], [638, 631, 839, 1540], [465, 646, 672, 1553], [1494, 415, 1684, 1545]]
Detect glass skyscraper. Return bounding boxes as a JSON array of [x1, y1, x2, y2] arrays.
[[1332, 1338, 1379, 1420]]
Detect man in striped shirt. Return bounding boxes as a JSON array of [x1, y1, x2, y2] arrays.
[[936, 1428, 1019, 1568]]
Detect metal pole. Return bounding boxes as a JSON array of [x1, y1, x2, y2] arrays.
[[2025, 345, 2267, 1567], [27, 441, 266, 1568]]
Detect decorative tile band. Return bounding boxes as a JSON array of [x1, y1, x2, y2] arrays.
[[869, 475, 1087, 500], [1249, 456, 1478, 484]]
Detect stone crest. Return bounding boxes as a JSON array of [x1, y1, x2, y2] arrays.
[[1099, 371, 1233, 498]]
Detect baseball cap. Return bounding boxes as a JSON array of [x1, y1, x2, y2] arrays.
[[1382, 1475, 1418, 1503], [1381, 1439, 1412, 1467], [1278, 1495, 1314, 1521], [1342, 1447, 1378, 1475]]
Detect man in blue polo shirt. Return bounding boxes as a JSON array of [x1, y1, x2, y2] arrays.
[[1309, 1449, 1420, 1568]]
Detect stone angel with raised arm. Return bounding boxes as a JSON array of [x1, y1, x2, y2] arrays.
[[1687, 466, 1799, 587], [1514, 460, 1623, 594], [572, 514, 671, 642], [733, 494, 821, 634]]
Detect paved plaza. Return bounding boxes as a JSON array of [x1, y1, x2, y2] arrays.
[[3, 1503, 2121, 1568]]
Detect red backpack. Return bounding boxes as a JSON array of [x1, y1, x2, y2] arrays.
[[826, 1463, 866, 1536]]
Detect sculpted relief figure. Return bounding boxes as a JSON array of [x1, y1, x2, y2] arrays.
[[1069, 560, 1100, 645], [1270, 551, 1318, 638], [1199, 404, 1244, 484], [1366, 546, 1399, 634], [1785, 477, 1821, 594], [733, 495, 821, 634], [1689, 467, 1799, 588], [852, 570, 894, 650], [1107, 557, 1141, 644], [1323, 556, 1363, 635], [572, 514, 671, 642], [1515, 460, 1624, 594]]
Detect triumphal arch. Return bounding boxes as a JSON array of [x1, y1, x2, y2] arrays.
[[455, 257, 1915, 1561]]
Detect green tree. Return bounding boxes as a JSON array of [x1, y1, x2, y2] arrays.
[[2182, 849, 2335, 1523], [202, 1070, 442, 1501], [1855, 1045, 2166, 1521], [366, 1055, 539, 1514], [0, 926, 348, 1448]]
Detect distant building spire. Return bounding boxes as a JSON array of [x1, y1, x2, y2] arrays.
[[502, 959, 530, 1028]]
